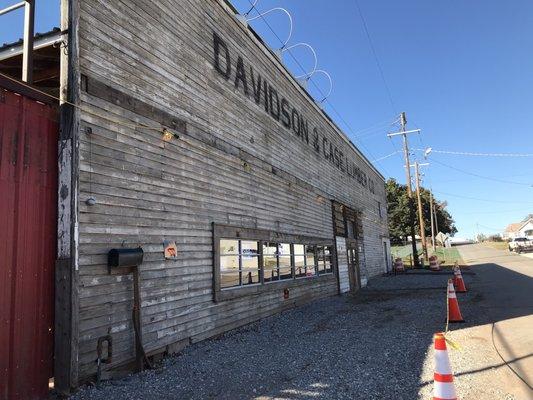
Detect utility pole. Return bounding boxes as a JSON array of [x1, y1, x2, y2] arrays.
[[430, 191, 436, 251], [412, 162, 429, 261], [388, 112, 421, 268], [433, 200, 440, 236]]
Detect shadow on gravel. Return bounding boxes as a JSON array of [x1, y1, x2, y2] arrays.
[[70, 273, 447, 400]]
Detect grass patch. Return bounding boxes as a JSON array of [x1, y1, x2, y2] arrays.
[[430, 247, 463, 266], [481, 241, 508, 251], [391, 245, 416, 258], [391, 244, 422, 267], [391, 244, 463, 268]]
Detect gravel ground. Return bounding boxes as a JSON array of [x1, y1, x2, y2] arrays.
[[69, 272, 513, 400]]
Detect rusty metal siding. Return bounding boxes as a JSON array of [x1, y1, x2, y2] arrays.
[[0, 89, 58, 400]]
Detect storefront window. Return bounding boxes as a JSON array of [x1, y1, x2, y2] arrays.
[[317, 245, 334, 275], [215, 226, 334, 297], [324, 245, 333, 273], [294, 244, 306, 278], [220, 239, 260, 289], [306, 245, 317, 277], [278, 243, 292, 280], [263, 242, 279, 283]]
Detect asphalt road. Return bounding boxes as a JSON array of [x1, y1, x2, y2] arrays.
[[457, 243, 533, 399]]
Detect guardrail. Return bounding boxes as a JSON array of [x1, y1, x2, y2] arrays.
[[0, 0, 35, 83]]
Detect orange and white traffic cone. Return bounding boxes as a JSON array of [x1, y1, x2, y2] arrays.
[[453, 266, 467, 293], [433, 332, 458, 400], [452, 263, 459, 286], [447, 279, 464, 323], [394, 258, 405, 273], [429, 255, 441, 271]]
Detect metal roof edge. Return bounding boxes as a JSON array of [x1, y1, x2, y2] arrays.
[[0, 28, 62, 61]]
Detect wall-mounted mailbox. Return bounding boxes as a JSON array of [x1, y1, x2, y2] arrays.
[[108, 247, 144, 269], [106, 247, 147, 371]]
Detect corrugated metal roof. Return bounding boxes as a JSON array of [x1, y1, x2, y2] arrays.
[[0, 28, 62, 62], [0, 27, 61, 49]]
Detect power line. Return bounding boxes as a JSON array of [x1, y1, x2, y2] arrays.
[[414, 148, 533, 157], [372, 150, 401, 162], [477, 223, 505, 232], [244, 0, 392, 176], [354, 0, 397, 114], [433, 190, 533, 204], [387, 121, 405, 165], [453, 208, 533, 215], [431, 158, 532, 187], [351, 118, 394, 137]]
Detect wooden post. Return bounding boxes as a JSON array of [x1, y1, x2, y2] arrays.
[[55, 0, 80, 394], [414, 162, 429, 262], [132, 268, 144, 372], [430, 191, 436, 251], [399, 113, 420, 268], [22, 0, 35, 83]]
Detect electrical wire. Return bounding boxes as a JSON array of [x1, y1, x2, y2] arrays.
[[453, 208, 533, 215], [431, 158, 532, 187], [477, 223, 505, 232], [414, 148, 533, 158], [372, 151, 401, 162], [491, 323, 533, 392], [351, 118, 396, 138], [433, 190, 533, 205], [354, 0, 396, 115], [357, 119, 400, 140]]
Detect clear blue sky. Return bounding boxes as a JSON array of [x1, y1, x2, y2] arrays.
[[2, 0, 532, 239]]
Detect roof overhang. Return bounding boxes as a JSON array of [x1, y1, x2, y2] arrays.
[[0, 30, 62, 61]]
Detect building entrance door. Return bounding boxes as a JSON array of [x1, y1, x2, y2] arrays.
[[346, 239, 360, 293]]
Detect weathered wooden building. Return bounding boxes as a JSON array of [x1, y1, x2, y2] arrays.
[[0, 0, 389, 397]]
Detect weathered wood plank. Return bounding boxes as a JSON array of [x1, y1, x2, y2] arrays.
[[72, 0, 389, 382]]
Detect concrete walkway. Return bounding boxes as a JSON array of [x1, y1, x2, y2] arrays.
[[457, 244, 533, 399]]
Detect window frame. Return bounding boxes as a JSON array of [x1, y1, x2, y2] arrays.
[[219, 239, 261, 289], [213, 223, 336, 302]]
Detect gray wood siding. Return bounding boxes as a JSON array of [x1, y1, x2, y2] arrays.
[[75, 0, 389, 380]]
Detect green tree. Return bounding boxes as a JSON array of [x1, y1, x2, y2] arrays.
[[386, 178, 457, 244]]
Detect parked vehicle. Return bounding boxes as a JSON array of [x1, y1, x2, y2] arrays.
[[508, 237, 533, 253]]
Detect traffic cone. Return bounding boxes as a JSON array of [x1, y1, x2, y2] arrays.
[[453, 266, 467, 293], [394, 258, 405, 273], [429, 255, 441, 271], [433, 332, 458, 400], [447, 279, 464, 323], [452, 262, 459, 287]]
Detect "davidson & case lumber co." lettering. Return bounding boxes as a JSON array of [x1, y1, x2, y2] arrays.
[[212, 32, 375, 194]]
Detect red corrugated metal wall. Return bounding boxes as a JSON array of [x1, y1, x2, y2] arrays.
[[0, 89, 58, 400]]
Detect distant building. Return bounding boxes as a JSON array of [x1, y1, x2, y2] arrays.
[[503, 217, 533, 240]]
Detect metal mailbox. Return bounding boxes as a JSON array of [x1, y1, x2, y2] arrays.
[[107, 247, 144, 268]]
